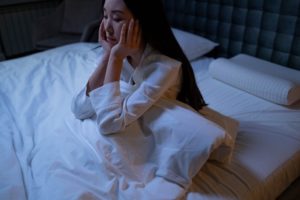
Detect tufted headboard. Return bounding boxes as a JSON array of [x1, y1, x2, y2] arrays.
[[163, 0, 300, 70]]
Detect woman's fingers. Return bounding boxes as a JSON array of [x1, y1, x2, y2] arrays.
[[112, 19, 141, 58], [127, 19, 134, 44], [118, 19, 141, 47], [134, 20, 141, 45], [98, 21, 103, 42], [126, 19, 141, 47], [120, 22, 127, 45], [100, 20, 107, 41]]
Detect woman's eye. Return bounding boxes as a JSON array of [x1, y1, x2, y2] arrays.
[[113, 18, 122, 22]]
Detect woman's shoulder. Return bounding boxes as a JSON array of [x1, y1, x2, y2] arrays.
[[141, 45, 181, 74]]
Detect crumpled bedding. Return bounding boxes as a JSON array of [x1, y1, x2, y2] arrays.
[[0, 43, 228, 200]]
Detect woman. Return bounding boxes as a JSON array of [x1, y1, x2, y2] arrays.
[[72, 0, 206, 133], [71, 0, 218, 197]]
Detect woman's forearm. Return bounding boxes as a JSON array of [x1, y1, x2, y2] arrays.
[[104, 54, 123, 84], [86, 52, 110, 94]]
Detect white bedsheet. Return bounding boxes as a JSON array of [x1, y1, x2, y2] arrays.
[[0, 43, 225, 200], [0, 43, 99, 200], [187, 58, 300, 199], [0, 43, 299, 200]]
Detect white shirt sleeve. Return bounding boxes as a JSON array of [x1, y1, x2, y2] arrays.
[[71, 86, 95, 119], [89, 59, 181, 135]]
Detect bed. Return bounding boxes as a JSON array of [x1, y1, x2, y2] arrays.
[[1, 0, 300, 199]]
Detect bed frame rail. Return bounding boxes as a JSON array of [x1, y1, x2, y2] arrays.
[[163, 0, 300, 70]]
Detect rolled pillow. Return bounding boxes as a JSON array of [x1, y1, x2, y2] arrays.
[[171, 28, 219, 61], [209, 55, 300, 105]]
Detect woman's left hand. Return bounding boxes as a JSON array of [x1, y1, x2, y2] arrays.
[[110, 19, 142, 60]]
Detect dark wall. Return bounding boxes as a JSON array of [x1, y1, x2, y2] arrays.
[[164, 0, 300, 69], [0, 0, 53, 6], [0, 0, 61, 60]]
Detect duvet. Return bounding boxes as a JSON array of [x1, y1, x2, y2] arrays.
[[0, 43, 227, 200]]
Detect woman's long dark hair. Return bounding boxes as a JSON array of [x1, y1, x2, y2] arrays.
[[102, 0, 207, 110]]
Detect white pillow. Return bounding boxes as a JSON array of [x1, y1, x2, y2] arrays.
[[141, 99, 227, 187], [171, 28, 218, 61], [209, 54, 300, 105], [199, 106, 239, 164]]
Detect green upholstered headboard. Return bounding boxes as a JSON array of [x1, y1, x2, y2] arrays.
[[163, 0, 300, 70]]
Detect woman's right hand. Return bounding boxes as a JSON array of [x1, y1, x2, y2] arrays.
[[98, 20, 112, 55]]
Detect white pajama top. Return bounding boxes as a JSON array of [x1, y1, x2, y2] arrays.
[[71, 45, 182, 135], [70, 45, 225, 188]]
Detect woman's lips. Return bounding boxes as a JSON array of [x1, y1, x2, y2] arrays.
[[106, 37, 117, 44]]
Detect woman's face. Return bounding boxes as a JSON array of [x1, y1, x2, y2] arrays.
[[102, 0, 134, 45]]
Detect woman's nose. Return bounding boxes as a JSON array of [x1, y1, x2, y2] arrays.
[[105, 20, 114, 35], [106, 26, 113, 35]]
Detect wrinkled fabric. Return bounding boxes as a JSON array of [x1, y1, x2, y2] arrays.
[[72, 44, 181, 134], [0, 43, 226, 200]]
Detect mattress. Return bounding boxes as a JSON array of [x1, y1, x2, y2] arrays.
[[0, 43, 299, 200], [187, 58, 300, 200]]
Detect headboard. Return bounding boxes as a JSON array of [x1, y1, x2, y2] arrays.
[[163, 0, 300, 70]]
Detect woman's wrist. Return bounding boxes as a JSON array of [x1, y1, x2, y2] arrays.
[[104, 55, 123, 83], [109, 53, 124, 63], [102, 50, 111, 62]]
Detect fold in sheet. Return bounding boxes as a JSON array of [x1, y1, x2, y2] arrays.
[[30, 98, 225, 199], [0, 43, 226, 200]]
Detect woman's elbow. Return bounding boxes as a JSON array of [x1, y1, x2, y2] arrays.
[[71, 105, 93, 120], [96, 116, 125, 135]]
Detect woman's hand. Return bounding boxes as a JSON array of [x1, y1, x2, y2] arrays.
[[110, 19, 142, 60], [98, 20, 113, 56]]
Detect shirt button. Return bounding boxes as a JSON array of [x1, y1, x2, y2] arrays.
[[103, 145, 113, 153], [104, 152, 111, 161]]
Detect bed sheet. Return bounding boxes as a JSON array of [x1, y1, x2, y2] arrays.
[[0, 43, 98, 199], [187, 58, 300, 199], [0, 42, 226, 200], [0, 43, 299, 200], [1, 43, 199, 200]]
